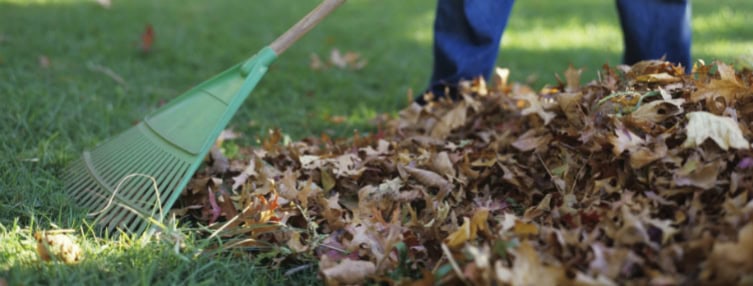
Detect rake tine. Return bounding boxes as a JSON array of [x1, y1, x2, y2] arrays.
[[76, 140, 153, 209], [102, 151, 173, 233], [86, 148, 176, 235], [131, 160, 189, 235]]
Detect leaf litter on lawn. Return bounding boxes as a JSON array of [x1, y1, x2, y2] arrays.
[[172, 60, 753, 285]]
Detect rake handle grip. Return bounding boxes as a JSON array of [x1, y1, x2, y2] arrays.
[[270, 0, 347, 55]]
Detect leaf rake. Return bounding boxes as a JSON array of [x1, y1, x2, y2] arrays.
[[63, 0, 347, 235]]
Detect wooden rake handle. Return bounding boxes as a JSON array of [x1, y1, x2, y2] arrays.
[[269, 0, 347, 55]]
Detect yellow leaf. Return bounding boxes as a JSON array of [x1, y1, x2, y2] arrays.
[[471, 209, 490, 236], [321, 168, 336, 192], [444, 209, 489, 248], [287, 232, 309, 253], [35, 230, 82, 264], [682, 111, 750, 150], [513, 221, 539, 236]]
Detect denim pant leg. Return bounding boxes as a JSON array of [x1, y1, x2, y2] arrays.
[[616, 0, 692, 70], [423, 0, 514, 103]]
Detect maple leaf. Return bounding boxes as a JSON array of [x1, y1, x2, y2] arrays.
[[513, 89, 556, 124], [232, 157, 260, 190], [691, 63, 750, 104], [673, 157, 723, 190]]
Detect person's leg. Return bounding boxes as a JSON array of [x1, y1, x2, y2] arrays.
[[421, 0, 514, 104], [616, 0, 691, 70]]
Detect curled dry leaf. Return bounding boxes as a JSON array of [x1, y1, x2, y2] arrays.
[[556, 92, 585, 127], [635, 72, 680, 84], [512, 129, 552, 152], [629, 98, 684, 123], [321, 258, 377, 285], [402, 165, 449, 190], [430, 151, 455, 178]]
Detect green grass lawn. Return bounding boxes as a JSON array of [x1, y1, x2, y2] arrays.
[[1, 0, 751, 284]]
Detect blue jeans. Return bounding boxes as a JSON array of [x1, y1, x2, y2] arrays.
[[423, 0, 691, 103]]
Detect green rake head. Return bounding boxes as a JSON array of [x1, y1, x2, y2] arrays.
[[63, 48, 277, 235], [63, 0, 346, 235]]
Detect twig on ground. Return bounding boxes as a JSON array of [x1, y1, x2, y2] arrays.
[[87, 61, 128, 88]]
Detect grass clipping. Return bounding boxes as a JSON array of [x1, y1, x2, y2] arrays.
[[175, 60, 753, 285]]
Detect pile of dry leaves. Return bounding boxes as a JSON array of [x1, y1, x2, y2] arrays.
[[174, 60, 753, 285]]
